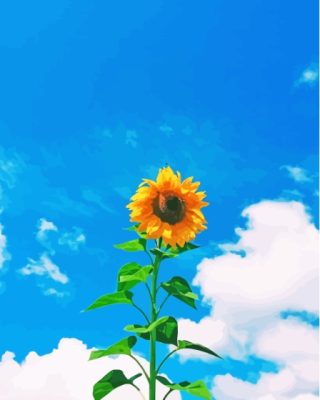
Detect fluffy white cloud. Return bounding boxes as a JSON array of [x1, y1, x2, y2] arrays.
[[179, 201, 318, 355], [19, 253, 69, 284], [213, 317, 319, 399], [254, 318, 318, 365], [176, 200, 319, 398], [0, 338, 181, 400], [36, 218, 58, 242], [295, 64, 319, 86], [281, 165, 312, 183], [213, 369, 319, 400]]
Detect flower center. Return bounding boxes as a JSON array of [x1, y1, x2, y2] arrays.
[[153, 191, 185, 225]]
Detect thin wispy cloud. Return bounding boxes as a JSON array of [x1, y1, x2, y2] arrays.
[[0, 223, 10, 270], [159, 124, 174, 137], [114, 186, 133, 200], [20, 219, 86, 296], [281, 165, 312, 183], [125, 130, 138, 148], [0, 148, 23, 190], [82, 188, 115, 213], [19, 253, 69, 284], [0, 223, 10, 295], [58, 227, 86, 251], [43, 287, 69, 298], [295, 64, 319, 87]]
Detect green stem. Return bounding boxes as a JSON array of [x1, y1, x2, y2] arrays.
[[145, 249, 154, 265], [131, 383, 147, 400], [156, 348, 178, 374], [149, 249, 162, 400], [163, 389, 174, 400], [132, 302, 150, 324], [144, 282, 152, 303], [129, 354, 150, 383], [157, 293, 171, 316]]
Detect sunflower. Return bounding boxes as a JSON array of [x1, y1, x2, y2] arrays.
[[127, 166, 208, 248]]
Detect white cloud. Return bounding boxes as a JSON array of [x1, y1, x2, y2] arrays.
[[19, 253, 69, 284], [212, 368, 319, 400], [295, 64, 319, 86], [21, 221, 86, 295], [175, 200, 319, 398], [36, 218, 86, 252], [254, 318, 318, 366], [0, 338, 181, 400], [281, 165, 312, 183], [58, 227, 86, 251], [36, 218, 58, 242], [212, 317, 319, 399], [0, 223, 10, 270], [212, 317, 318, 400]]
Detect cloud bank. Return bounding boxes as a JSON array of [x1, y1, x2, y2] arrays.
[[0, 338, 181, 400], [176, 200, 319, 398]]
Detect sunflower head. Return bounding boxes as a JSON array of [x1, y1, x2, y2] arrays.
[[127, 166, 208, 248]]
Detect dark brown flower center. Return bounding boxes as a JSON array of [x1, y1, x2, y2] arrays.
[[153, 191, 185, 225]]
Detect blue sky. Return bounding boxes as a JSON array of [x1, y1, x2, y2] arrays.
[[0, 1, 318, 399]]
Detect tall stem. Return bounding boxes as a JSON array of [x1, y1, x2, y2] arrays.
[[149, 251, 161, 400]]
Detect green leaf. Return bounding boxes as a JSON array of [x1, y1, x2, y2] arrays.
[[161, 276, 198, 309], [93, 369, 142, 400], [178, 340, 222, 359], [90, 336, 137, 360], [168, 242, 199, 255], [117, 262, 141, 291], [85, 291, 133, 311], [114, 238, 146, 252], [126, 225, 147, 238], [157, 376, 211, 400], [125, 316, 178, 345], [117, 262, 153, 291], [125, 316, 169, 334], [150, 248, 177, 259]]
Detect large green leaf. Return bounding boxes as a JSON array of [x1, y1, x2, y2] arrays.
[[114, 238, 146, 252], [168, 242, 199, 255], [178, 340, 222, 359], [93, 370, 141, 400], [125, 316, 178, 345], [117, 262, 153, 291], [85, 291, 133, 311], [157, 376, 211, 400], [161, 276, 198, 308], [90, 336, 137, 360]]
